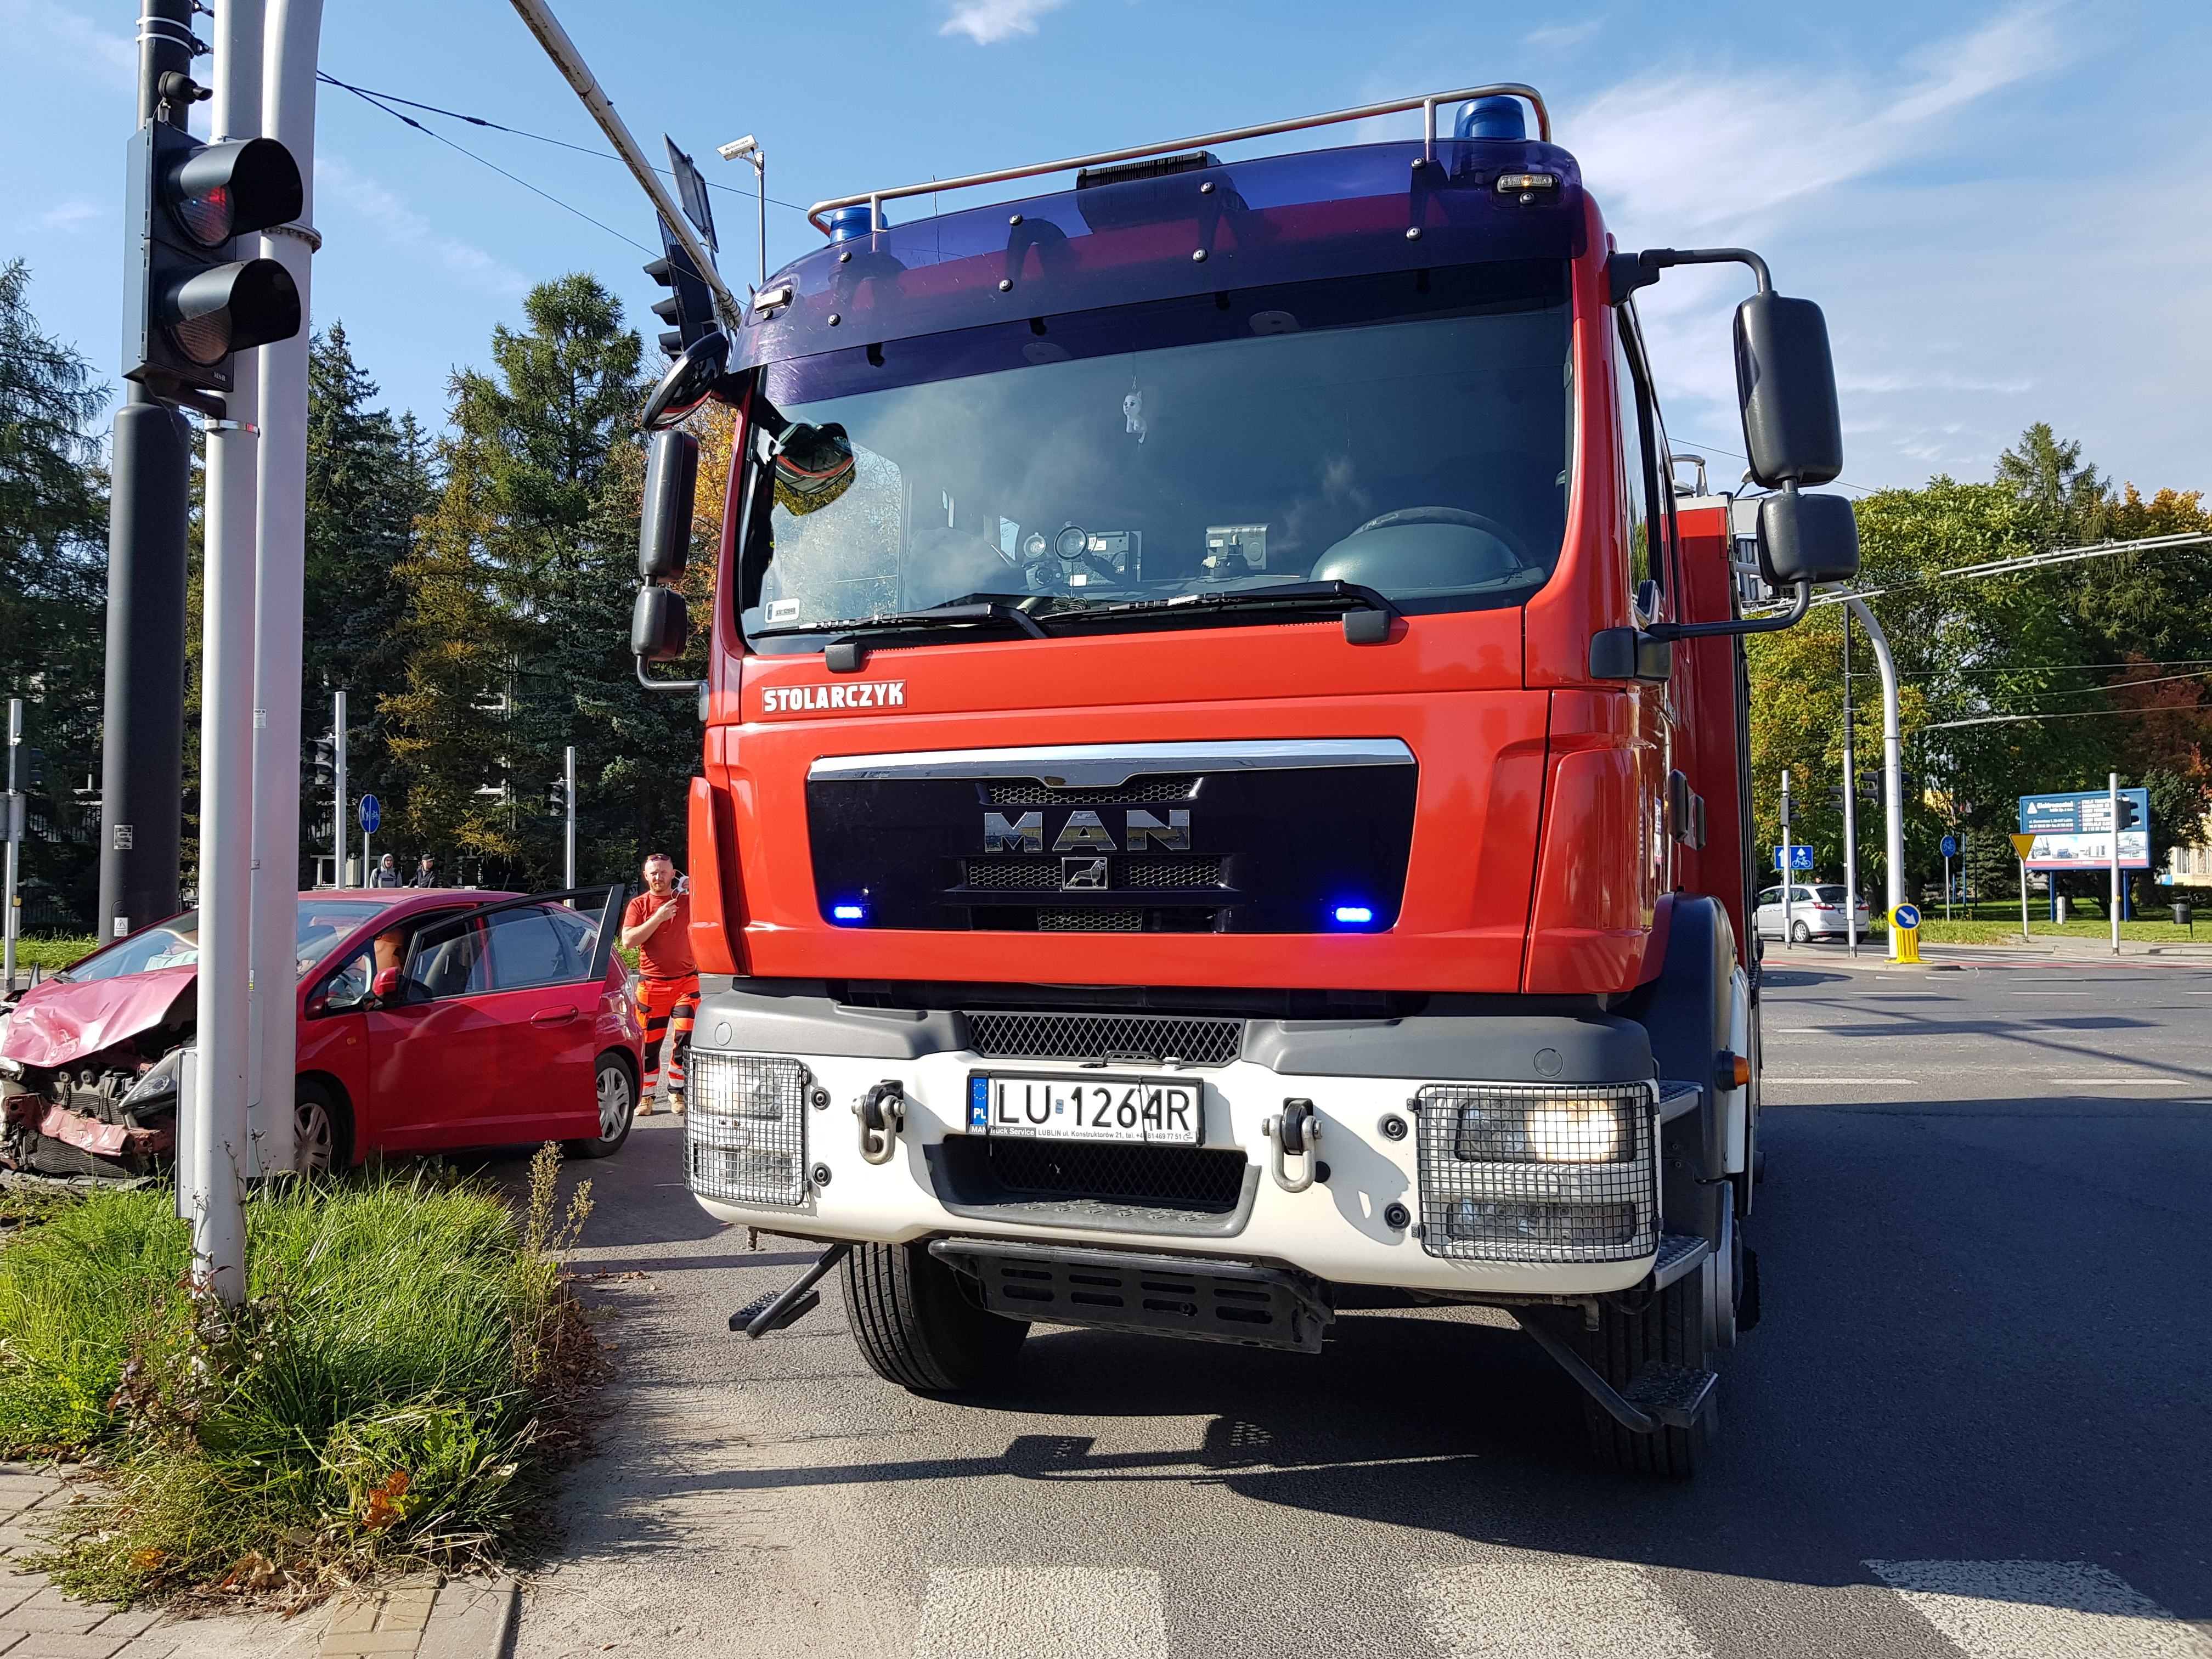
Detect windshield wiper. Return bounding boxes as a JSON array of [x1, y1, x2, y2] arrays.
[[752, 600, 1051, 644], [1052, 580, 1400, 642]]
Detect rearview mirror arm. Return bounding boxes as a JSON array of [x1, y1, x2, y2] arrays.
[[1606, 245, 1772, 306], [637, 657, 709, 698], [1647, 578, 1810, 641]]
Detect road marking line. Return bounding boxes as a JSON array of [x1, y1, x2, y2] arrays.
[[912, 1567, 1166, 1659], [1771, 1028, 1834, 1033], [1865, 1560, 2212, 1658], [1762, 1077, 1917, 1085], [2047, 1077, 2193, 1086], [2010, 990, 2092, 995], [1408, 1556, 1707, 1658]]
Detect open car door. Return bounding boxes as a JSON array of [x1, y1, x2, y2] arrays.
[[364, 886, 627, 1152]]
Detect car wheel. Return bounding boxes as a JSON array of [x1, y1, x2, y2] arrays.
[[1790, 919, 1811, 944], [295, 1079, 353, 1176], [566, 1053, 637, 1160]]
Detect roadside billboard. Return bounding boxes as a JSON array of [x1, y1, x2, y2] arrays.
[[2017, 789, 2151, 871]]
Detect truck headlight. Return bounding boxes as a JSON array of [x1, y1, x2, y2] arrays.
[[1415, 1083, 1656, 1262], [686, 1052, 810, 1207]]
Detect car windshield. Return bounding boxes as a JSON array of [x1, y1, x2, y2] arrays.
[[742, 261, 1571, 651], [60, 899, 392, 984]]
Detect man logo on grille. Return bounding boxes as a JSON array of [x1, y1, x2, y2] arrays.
[[1062, 856, 1110, 890]]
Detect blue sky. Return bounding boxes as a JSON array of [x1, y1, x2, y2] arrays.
[[8, 0, 2208, 499]]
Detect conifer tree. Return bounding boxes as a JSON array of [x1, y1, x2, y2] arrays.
[[0, 259, 109, 926]]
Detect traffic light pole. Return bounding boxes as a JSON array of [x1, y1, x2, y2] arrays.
[[1845, 596, 1906, 962], [243, 0, 323, 1180], [4, 701, 20, 990], [331, 690, 347, 886], [1779, 771, 1793, 944], [97, 0, 198, 950], [2106, 778, 2123, 960], [187, 0, 266, 1304], [1841, 608, 1858, 958], [565, 744, 577, 889]]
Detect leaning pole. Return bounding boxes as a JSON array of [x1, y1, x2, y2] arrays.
[[245, 0, 324, 1178]]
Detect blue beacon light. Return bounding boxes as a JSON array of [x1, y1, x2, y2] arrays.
[[831, 904, 867, 923], [1333, 905, 1375, 926]]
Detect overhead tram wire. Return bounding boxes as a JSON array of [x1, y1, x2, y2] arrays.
[[315, 73, 817, 216], [320, 74, 658, 256]]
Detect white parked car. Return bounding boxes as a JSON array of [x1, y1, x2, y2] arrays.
[[1756, 883, 1875, 943]]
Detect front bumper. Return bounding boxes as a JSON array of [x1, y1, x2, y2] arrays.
[[681, 984, 1679, 1297]]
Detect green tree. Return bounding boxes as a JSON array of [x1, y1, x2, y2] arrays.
[[0, 259, 109, 928], [1995, 422, 2110, 545], [302, 324, 432, 882], [387, 275, 696, 888]]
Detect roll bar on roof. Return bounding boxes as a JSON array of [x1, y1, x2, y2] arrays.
[[804, 82, 1553, 238]]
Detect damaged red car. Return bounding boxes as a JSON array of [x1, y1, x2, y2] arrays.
[[0, 887, 645, 1181]]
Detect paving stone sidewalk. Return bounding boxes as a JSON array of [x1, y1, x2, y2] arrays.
[[1, 1465, 514, 1659]]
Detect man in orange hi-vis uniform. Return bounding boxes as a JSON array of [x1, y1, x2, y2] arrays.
[[620, 852, 697, 1114]]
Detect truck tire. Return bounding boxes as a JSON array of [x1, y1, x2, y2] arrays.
[[1581, 1269, 1718, 1477], [841, 1240, 1029, 1393]]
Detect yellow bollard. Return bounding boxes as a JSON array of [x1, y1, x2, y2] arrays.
[[1891, 902, 1922, 963]]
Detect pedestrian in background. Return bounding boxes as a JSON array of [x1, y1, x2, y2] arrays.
[[368, 854, 403, 888], [620, 853, 697, 1114], [410, 854, 441, 888]]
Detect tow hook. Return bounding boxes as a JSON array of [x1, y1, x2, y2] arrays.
[[855, 1080, 905, 1164], [728, 1243, 853, 1339], [1263, 1098, 1323, 1193]]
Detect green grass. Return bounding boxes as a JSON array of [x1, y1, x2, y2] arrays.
[[0, 1153, 595, 1605], [1906, 913, 2208, 945]]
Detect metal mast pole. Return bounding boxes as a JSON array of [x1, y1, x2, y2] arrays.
[[564, 744, 577, 888], [331, 691, 346, 885], [1846, 596, 1905, 961], [1780, 770, 1793, 944], [188, 0, 265, 1300], [4, 701, 20, 989], [1841, 610, 1858, 957], [98, 0, 197, 948], [2106, 774, 2123, 955], [244, 0, 323, 1177]]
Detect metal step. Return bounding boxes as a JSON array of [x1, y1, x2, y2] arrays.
[[1621, 1361, 1719, 1430]]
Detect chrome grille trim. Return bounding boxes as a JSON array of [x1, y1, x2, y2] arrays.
[[809, 738, 1414, 787]]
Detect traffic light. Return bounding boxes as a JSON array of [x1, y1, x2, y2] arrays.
[[643, 217, 715, 358], [123, 112, 304, 399], [311, 736, 336, 791], [25, 749, 42, 788], [1827, 785, 1846, 809], [547, 776, 569, 817], [2117, 795, 2142, 829]]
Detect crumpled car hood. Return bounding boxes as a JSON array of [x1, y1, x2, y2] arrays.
[[1, 967, 198, 1069]]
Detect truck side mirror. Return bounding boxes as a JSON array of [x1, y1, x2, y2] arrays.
[[1734, 294, 1842, 487], [639, 429, 700, 580], [1757, 489, 1860, 587], [631, 584, 690, 662], [641, 330, 731, 431]]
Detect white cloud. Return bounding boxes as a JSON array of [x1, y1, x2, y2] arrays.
[[313, 156, 528, 298], [21, 200, 103, 235], [0, 0, 133, 87], [940, 0, 1065, 45], [1524, 20, 1601, 48]]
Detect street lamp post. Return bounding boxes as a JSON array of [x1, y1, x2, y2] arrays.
[[1844, 596, 1905, 961]]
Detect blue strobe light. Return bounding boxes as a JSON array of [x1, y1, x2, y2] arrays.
[[831, 904, 867, 923], [1333, 905, 1375, 925]]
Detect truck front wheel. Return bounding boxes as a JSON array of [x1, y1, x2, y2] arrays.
[[1581, 1269, 1718, 1477], [842, 1241, 1029, 1392]]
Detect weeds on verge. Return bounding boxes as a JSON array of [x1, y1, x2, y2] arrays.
[[0, 1148, 597, 1607]]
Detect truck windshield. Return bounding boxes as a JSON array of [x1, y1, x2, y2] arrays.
[[742, 261, 1571, 651]]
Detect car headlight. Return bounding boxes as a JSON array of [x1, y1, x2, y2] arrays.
[[686, 1053, 810, 1207]]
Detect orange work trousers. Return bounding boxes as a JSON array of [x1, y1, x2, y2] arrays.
[[636, 973, 700, 1098]]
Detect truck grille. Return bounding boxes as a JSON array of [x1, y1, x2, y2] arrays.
[[967, 1011, 1244, 1066], [1412, 1083, 1657, 1262], [985, 1138, 1248, 1209], [986, 775, 1198, 804], [1040, 907, 1144, 930], [962, 856, 1224, 890]]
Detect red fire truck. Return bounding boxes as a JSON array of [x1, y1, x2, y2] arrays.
[[629, 84, 1857, 1475]]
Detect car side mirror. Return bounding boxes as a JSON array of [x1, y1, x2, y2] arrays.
[[371, 967, 403, 1003], [639, 428, 700, 580], [631, 585, 690, 661], [641, 331, 732, 431], [1757, 489, 1860, 587], [1734, 293, 1843, 488]]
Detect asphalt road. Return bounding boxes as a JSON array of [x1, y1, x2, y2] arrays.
[[500, 952, 2212, 1659]]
